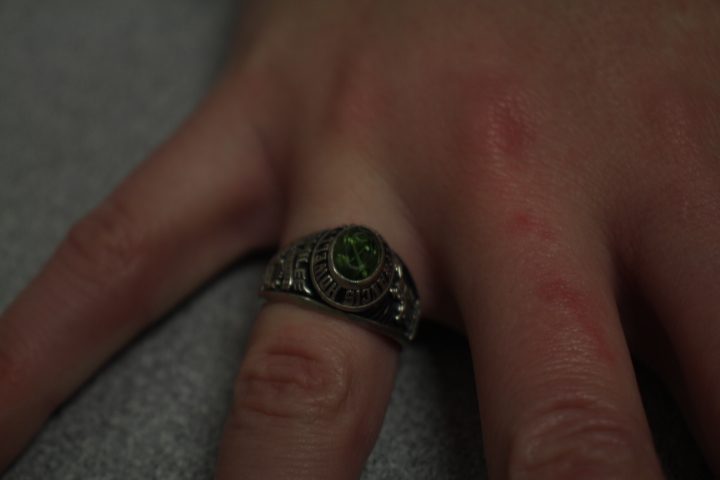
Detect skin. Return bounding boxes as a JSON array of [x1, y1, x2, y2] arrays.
[[2, 0, 720, 478]]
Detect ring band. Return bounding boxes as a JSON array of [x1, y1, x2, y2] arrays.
[[260, 225, 421, 344]]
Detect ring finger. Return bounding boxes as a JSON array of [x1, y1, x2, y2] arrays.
[[215, 149, 432, 479]]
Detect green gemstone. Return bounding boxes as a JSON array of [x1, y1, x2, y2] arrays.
[[332, 227, 381, 281]]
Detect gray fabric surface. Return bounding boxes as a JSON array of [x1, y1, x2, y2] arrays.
[[0, 1, 711, 478]]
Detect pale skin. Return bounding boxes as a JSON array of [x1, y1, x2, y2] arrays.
[[2, 0, 720, 478]]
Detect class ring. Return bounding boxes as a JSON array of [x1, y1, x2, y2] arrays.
[[260, 225, 421, 345]]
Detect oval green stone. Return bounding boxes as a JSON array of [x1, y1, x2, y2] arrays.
[[332, 227, 381, 281]]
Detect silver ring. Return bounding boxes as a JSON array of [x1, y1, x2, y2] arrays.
[[260, 225, 421, 344]]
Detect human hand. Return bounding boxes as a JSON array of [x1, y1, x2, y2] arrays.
[[2, 0, 720, 478]]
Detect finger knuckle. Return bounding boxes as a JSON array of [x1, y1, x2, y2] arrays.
[[60, 197, 146, 293], [441, 76, 551, 219], [470, 83, 536, 170], [508, 396, 646, 478], [231, 328, 354, 428]]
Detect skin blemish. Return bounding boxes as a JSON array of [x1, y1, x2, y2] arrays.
[[535, 277, 589, 321], [455, 74, 536, 171], [485, 91, 535, 162], [532, 276, 616, 366], [507, 210, 557, 242], [442, 76, 540, 206]]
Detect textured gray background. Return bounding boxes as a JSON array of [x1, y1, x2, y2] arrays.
[[0, 1, 711, 478]]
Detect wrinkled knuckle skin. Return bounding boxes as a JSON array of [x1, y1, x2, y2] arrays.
[[508, 401, 646, 479], [60, 197, 146, 292], [231, 337, 353, 429]]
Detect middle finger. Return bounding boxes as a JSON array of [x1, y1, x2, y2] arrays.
[[215, 147, 433, 479]]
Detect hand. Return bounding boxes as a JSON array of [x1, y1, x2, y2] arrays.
[[2, 0, 720, 477]]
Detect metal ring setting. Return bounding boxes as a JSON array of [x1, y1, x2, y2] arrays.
[[260, 225, 421, 344]]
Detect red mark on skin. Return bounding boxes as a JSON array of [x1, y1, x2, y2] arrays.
[[533, 276, 615, 365], [456, 75, 537, 170], [535, 278, 590, 321], [433, 71, 537, 179], [507, 210, 557, 242], [485, 92, 534, 161]]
